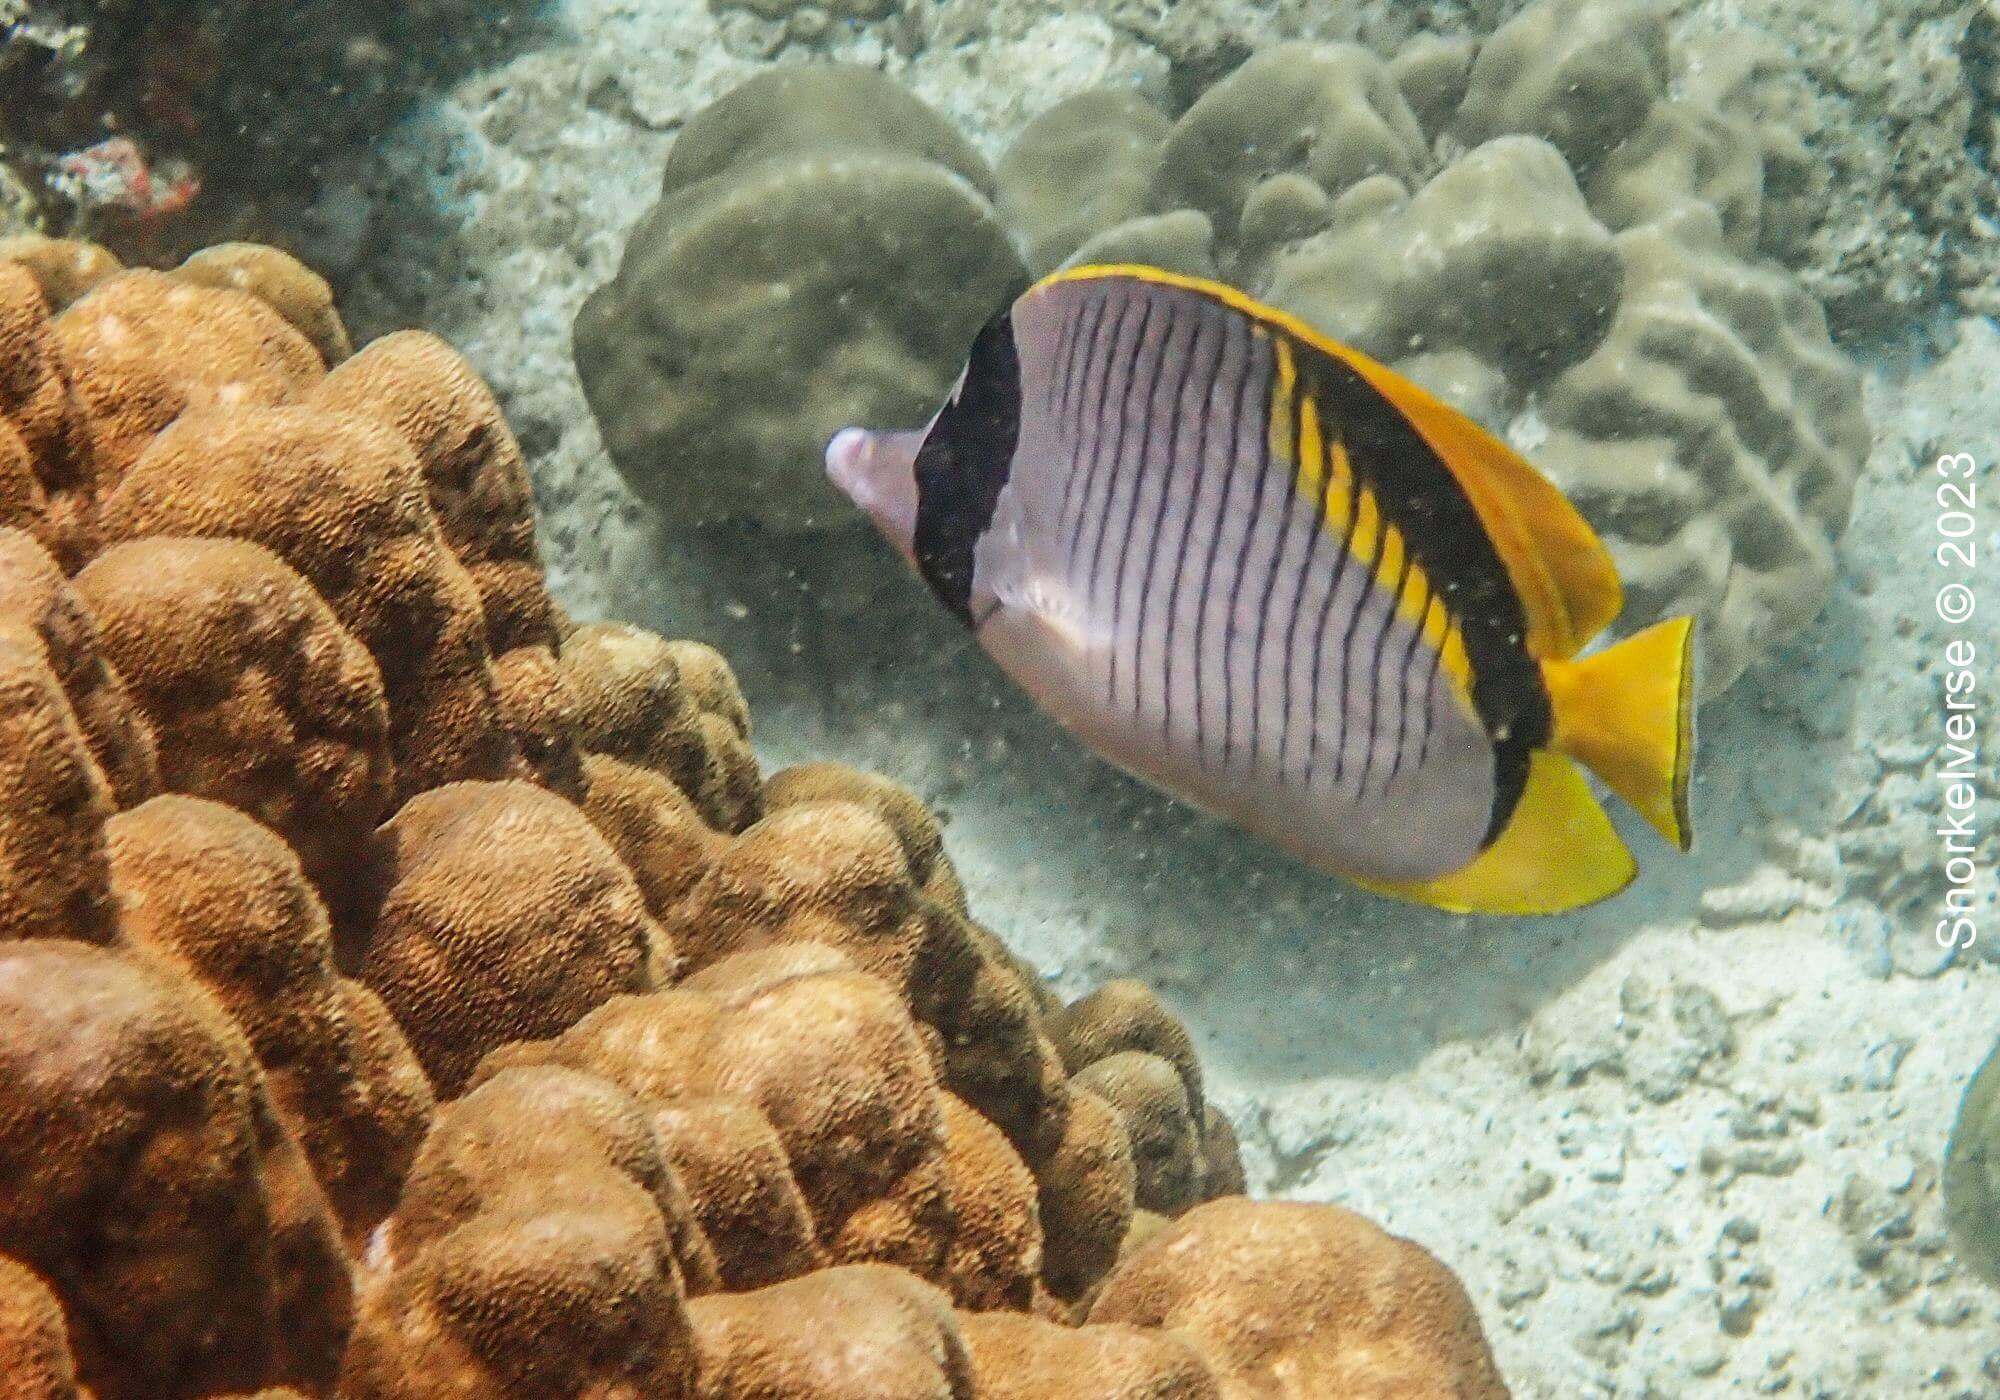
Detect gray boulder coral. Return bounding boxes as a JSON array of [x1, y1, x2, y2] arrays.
[[992, 0, 1867, 695], [575, 0, 1866, 695], [575, 65, 1026, 533], [1448, 0, 1672, 176], [1533, 205, 1865, 692]]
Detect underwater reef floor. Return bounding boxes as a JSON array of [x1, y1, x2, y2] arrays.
[[276, 0, 2000, 1394]]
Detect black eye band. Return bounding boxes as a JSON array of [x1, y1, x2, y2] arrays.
[[912, 308, 1023, 627]]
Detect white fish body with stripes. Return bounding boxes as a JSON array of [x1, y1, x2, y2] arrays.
[[826, 265, 1696, 915]]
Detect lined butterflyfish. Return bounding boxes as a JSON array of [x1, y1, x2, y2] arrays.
[[825, 265, 1696, 915]]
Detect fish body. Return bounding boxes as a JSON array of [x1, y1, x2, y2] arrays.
[[826, 266, 1695, 915]]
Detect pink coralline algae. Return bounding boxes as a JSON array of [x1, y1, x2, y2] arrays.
[[52, 139, 202, 226]]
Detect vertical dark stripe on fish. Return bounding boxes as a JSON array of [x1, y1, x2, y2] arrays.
[[1277, 372, 1323, 786], [911, 308, 1022, 626], [1304, 428, 1357, 790], [1357, 542, 1410, 799], [1069, 294, 1138, 627], [1104, 300, 1168, 704], [1058, 292, 1103, 455], [1413, 608, 1447, 772], [1113, 299, 1181, 711], [1329, 492, 1374, 793], [1246, 362, 1303, 775], [1219, 338, 1273, 770], [1133, 306, 1202, 722], [1301, 347, 1547, 843], [1384, 575, 1429, 786], [1049, 296, 1079, 418], [1082, 299, 1154, 653], [1196, 323, 1255, 772], [1061, 291, 1121, 557], [1160, 309, 1225, 748]]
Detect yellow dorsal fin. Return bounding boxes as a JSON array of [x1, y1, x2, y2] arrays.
[[1349, 751, 1637, 915], [1039, 264, 1625, 659], [1331, 353, 1622, 660]]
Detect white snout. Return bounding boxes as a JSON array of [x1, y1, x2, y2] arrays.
[[825, 425, 924, 559]]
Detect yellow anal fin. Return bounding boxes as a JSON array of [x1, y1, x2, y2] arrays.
[[1542, 615, 1697, 850], [1350, 751, 1636, 915]]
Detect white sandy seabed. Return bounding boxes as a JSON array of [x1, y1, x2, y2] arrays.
[[310, 0, 2000, 1392]]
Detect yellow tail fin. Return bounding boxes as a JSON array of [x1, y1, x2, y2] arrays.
[[1541, 616, 1697, 850]]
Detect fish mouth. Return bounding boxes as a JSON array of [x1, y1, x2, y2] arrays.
[[824, 426, 873, 504], [824, 426, 922, 558]]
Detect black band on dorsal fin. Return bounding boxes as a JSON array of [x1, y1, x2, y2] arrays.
[[1290, 345, 1551, 845], [913, 307, 1023, 626]]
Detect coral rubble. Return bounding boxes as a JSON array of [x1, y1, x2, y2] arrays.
[[0, 234, 1505, 1396]]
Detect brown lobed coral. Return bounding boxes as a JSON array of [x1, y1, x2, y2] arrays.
[[0, 236, 1508, 1397]]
